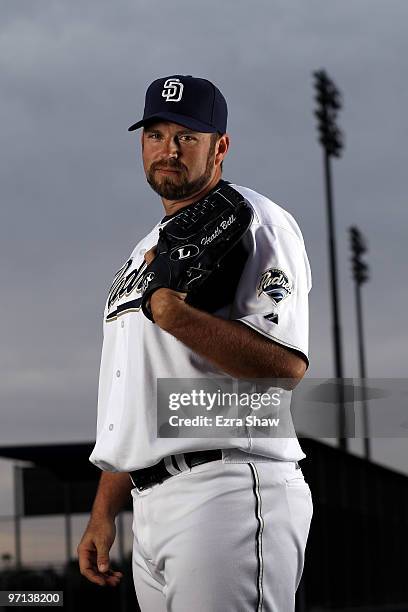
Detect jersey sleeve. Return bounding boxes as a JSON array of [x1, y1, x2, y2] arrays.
[[231, 222, 312, 366]]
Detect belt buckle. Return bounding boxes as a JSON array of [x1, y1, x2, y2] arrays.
[[130, 476, 144, 492], [130, 472, 153, 492], [134, 480, 152, 493]]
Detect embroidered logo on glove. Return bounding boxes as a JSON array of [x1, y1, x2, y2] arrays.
[[170, 245, 200, 261], [141, 272, 155, 293]]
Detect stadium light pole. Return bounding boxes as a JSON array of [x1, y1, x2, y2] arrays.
[[313, 69, 348, 451], [349, 226, 371, 460]]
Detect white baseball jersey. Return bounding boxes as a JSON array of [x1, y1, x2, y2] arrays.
[[89, 183, 312, 472]]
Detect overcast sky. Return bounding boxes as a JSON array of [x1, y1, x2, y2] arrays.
[[1, 0, 407, 524]]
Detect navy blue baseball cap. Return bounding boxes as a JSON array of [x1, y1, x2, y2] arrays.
[[128, 75, 228, 134]]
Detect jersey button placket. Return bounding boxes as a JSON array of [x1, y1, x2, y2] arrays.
[[110, 318, 127, 434]]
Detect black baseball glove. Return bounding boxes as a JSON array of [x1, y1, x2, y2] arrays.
[[141, 180, 254, 322]]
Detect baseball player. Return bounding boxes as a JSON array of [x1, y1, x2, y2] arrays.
[[78, 75, 313, 612]]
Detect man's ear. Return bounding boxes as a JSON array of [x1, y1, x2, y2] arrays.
[[215, 133, 230, 166]]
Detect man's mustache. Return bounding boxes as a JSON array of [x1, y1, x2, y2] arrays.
[[151, 160, 186, 172]]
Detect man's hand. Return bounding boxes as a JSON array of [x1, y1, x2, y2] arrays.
[[150, 287, 187, 322], [77, 471, 133, 587], [77, 516, 123, 587]]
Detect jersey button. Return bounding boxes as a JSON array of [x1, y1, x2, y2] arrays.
[[116, 370, 121, 378], [121, 320, 125, 328], [109, 424, 114, 431]]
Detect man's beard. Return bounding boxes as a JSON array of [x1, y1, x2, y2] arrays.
[[146, 146, 216, 200]]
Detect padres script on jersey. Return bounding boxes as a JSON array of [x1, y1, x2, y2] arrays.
[[89, 184, 312, 472]]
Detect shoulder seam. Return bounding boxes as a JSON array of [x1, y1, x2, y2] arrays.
[[251, 222, 304, 246]]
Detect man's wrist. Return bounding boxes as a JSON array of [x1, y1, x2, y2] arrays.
[[90, 508, 117, 523], [90, 472, 133, 522]]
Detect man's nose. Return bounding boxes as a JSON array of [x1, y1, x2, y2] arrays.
[[164, 136, 180, 158]]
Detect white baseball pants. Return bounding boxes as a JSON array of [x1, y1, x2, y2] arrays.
[[131, 455, 313, 612]]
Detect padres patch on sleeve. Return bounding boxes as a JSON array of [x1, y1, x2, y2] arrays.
[[257, 268, 293, 304]]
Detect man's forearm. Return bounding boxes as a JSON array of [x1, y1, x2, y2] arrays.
[[90, 472, 133, 522], [150, 289, 306, 380]]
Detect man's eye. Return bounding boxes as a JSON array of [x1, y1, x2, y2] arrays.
[[180, 135, 195, 142], [147, 133, 161, 140]]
